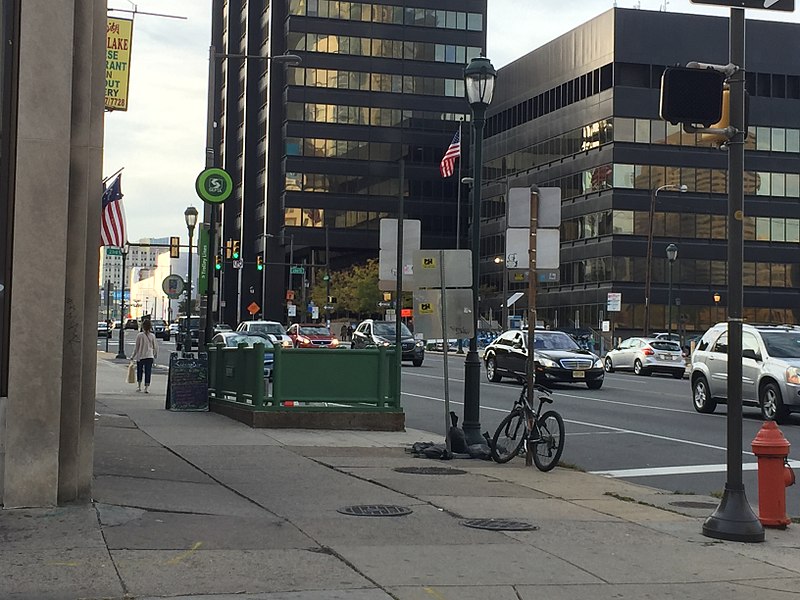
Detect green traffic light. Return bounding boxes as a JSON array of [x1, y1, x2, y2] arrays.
[[257, 264, 263, 271], [215, 264, 222, 271]]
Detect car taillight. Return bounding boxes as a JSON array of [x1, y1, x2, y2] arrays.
[[643, 348, 654, 356], [330, 338, 339, 347]]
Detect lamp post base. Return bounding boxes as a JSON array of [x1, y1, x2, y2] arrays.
[[702, 484, 764, 543], [462, 348, 483, 445]]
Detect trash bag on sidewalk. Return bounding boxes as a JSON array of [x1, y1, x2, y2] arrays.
[[448, 411, 468, 453]]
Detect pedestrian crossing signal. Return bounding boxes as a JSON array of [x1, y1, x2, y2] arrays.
[[169, 236, 180, 258]]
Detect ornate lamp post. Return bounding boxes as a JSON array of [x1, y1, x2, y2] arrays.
[[184, 206, 198, 356], [666, 243, 678, 340], [462, 55, 496, 445]]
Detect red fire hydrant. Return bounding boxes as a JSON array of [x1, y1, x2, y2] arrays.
[[751, 421, 795, 528]]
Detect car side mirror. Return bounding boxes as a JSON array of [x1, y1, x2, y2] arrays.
[[742, 348, 761, 361], [513, 341, 522, 349]]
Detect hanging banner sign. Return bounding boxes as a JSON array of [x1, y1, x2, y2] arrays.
[[105, 17, 134, 111]]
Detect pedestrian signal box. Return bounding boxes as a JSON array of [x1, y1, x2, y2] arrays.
[[169, 236, 180, 258], [660, 66, 725, 127]]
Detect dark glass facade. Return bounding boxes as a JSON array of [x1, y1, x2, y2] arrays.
[[212, 0, 486, 323], [0, 0, 18, 396], [482, 8, 800, 339]]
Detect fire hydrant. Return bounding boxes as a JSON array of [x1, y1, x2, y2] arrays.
[[751, 421, 795, 528]]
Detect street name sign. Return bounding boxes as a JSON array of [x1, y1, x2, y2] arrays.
[[106, 247, 122, 256], [691, 0, 793, 10], [290, 266, 305, 275]]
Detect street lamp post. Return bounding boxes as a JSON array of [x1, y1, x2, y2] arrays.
[[462, 55, 496, 445], [644, 184, 687, 335], [666, 243, 678, 340], [457, 176, 474, 355], [204, 47, 301, 342], [494, 255, 508, 330], [184, 206, 198, 357]]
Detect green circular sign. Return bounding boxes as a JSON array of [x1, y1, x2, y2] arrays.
[[195, 168, 233, 204]]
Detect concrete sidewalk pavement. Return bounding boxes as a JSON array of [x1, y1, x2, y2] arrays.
[[1, 353, 799, 599]]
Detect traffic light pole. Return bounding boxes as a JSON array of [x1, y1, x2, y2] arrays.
[[702, 7, 764, 544]]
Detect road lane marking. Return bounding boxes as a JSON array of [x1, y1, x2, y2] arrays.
[[593, 461, 800, 478]]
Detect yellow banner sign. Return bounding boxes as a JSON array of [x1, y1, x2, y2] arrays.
[[105, 17, 133, 111]]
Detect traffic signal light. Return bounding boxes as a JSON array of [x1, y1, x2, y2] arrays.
[[232, 240, 240, 260], [215, 255, 222, 271], [169, 236, 180, 258], [225, 239, 232, 259], [256, 255, 264, 271], [659, 66, 725, 127]]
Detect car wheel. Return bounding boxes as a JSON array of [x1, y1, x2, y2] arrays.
[[692, 375, 717, 414], [633, 359, 649, 376], [671, 369, 685, 379], [412, 358, 423, 367], [760, 381, 789, 423], [486, 356, 502, 382], [586, 379, 603, 390], [603, 357, 614, 373]]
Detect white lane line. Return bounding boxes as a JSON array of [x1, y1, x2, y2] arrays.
[[593, 461, 800, 478], [402, 392, 749, 456]]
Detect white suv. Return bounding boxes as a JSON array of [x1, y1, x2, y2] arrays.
[[236, 320, 293, 347], [690, 323, 800, 422]]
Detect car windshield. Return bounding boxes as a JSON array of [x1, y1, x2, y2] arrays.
[[218, 334, 274, 349], [650, 341, 681, 352], [532, 332, 580, 351], [180, 317, 200, 328], [374, 322, 413, 338], [251, 323, 286, 335], [299, 326, 330, 335], [761, 331, 800, 358], [151, 320, 166, 327]]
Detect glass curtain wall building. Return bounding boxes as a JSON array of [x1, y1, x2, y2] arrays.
[[212, 0, 486, 324], [481, 8, 800, 339]]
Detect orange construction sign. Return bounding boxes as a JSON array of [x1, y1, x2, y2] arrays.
[[247, 302, 260, 315]]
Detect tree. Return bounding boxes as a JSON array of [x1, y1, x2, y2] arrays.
[[309, 259, 382, 318]]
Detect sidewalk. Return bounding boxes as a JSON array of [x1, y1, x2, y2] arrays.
[[2, 353, 799, 599]]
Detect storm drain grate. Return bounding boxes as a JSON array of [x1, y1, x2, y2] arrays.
[[669, 501, 718, 510], [337, 504, 413, 517], [393, 467, 467, 475], [461, 518, 538, 531]]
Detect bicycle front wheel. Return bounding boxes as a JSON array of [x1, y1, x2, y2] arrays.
[[491, 409, 526, 463], [532, 410, 565, 472]]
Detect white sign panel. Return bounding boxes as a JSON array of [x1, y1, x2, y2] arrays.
[[507, 187, 562, 228], [607, 293, 622, 312], [601, 320, 611, 332], [379, 218, 421, 291], [413, 250, 472, 288], [505, 228, 560, 270], [287, 304, 297, 317]]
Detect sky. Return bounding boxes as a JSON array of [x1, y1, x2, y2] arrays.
[[104, 0, 800, 242]]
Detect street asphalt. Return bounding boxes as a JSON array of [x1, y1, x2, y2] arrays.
[[1, 351, 799, 599]]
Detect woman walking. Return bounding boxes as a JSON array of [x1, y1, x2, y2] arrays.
[[131, 319, 158, 393]]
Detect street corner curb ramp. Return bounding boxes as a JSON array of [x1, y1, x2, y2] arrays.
[[208, 344, 404, 431]]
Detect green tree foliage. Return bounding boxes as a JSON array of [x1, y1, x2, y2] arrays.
[[310, 259, 383, 317]]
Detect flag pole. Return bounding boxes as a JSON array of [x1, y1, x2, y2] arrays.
[[102, 166, 125, 185]]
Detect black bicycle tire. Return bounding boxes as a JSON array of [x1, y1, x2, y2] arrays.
[[532, 410, 565, 472], [491, 409, 526, 463]]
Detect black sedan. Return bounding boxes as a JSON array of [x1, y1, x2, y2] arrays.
[[483, 329, 604, 389]]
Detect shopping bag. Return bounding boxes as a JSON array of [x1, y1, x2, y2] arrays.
[[126, 361, 136, 384]]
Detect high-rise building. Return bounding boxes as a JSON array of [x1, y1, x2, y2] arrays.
[[482, 8, 800, 339], [210, 1, 487, 325]]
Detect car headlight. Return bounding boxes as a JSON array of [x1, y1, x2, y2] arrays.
[[538, 357, 558, 368], [282, 339, 292, 348], [298, 336, 311, 344], [330, 338, 339, 347], [594, 359, 603, 368], [416, 340, 424, 347], [787, 367, 800, 385]]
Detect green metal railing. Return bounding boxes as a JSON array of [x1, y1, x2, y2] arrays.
[[207, 344, 400, 412]]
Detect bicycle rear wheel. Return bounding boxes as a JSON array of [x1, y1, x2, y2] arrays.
[[491, 409, 526, 463], [532, 410, 565, 472]]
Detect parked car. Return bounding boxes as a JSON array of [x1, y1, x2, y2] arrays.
[[690, 323, 800, 422], [604, 337, 686, 378], [97, 321, 112, 338], [211, 332, 275, 380], [483, 328, 604, 389], [351, 319, 424, 366], [150, 319, 170, 341], [124, 318, 139, 330], [175, 316, 200, 351], [287, 323, 340, 348], [168, 322, 180, 337], [236, 320, 293, 347], [213, 323, 233, 334], [652, 332, 682, 343]]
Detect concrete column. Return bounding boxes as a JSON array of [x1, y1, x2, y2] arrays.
[[4, 0, 76, 508]]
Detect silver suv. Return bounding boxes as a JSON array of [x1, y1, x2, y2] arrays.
[[690, 323, 800, 422]]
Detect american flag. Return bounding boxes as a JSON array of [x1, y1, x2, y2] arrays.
[[439, 128, 461, 178], [100, 174, 127, 247]]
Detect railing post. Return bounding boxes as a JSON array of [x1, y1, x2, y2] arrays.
[[235, 343, 247, 403], [377, 346, 387, 408], [271, 344, 282, 405], [207, 346, 216, 401], [252, 343, 265, 407]]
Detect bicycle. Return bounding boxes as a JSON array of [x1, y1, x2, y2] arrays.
[[490, 382, 565, 471]]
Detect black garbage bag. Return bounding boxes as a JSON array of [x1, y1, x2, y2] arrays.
[[448, 411, 469, 454]]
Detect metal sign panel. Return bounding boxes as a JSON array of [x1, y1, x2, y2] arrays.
[[690, 0, 793, 11], [379, 218, 421, 290], [507, 187, 562, 228], [105, 17, 134, 111], [505, 228, 560, 269], [412, 250, 472, 288], [607, 292, 622, 312], [413, 289, 474, 340]]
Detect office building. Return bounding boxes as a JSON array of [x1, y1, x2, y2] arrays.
[[482, 8, 800, 338], [210, 0, 487, 324]]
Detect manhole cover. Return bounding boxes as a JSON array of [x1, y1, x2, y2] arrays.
[[461, 518, 538, 531], [337, 505, 413, 517], [393, 466, 467, 475], [669, 501, 718, 509]]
